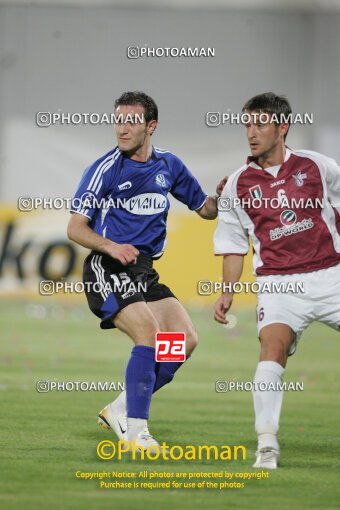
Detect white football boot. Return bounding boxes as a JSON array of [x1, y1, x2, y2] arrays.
[[97, 391, 127, 441], [132, 429, 164, 454], [253, 447, 280, 469], [126, 418, 168, 455]]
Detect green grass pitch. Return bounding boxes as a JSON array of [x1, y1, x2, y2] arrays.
[[0, 299, 339, 510]]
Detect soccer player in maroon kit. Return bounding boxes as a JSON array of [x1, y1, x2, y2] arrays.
[[213, 92, 340, 468]]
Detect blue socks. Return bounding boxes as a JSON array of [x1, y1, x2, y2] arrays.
[[125, 345, 188, 419], [153, 360, 185, 392], [125, 345, 156, 419]]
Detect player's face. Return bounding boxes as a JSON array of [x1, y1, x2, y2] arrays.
[[244, 111, 283, 159], [114, 104, 155, 153]]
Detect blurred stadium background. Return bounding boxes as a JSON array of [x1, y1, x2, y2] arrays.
[[1, 2, 340, 509], [1, 0, 340, 306]]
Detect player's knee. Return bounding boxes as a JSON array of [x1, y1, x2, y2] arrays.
[[260, 336, 290, 364], [135, 317, 160, 346], [185, 327, 199, 354], [146, 320, 161, 344]]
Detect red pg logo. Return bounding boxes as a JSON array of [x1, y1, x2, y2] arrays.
[[155, 332, 186, 362]]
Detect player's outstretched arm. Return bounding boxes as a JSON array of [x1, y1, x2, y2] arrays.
[[196, 176, 229, 219], [196, 196, 218, 219], [214, 254, 244, 324], [67, 213, 139, 265]]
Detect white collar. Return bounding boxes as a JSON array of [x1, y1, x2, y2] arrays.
[[249, 148, 291, 177]]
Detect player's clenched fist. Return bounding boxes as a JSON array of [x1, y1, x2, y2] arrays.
[[214, 293, 233, 324], [104, 242, 139, 265], [216, 176, 229, 196]]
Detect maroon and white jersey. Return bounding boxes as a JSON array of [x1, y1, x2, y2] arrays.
[[214, 148, 340, 275]]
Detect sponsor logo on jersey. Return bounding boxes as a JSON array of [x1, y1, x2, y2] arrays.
[[292, 170, 307, 187], [270, 216, 314, 241], [155, 174, 167, 188], [249, 184, 262, 200], [118, 181, 132, 191], [124, 193, 167, 215], [270, 179, 285, 188], [280, 209, 297, 226]]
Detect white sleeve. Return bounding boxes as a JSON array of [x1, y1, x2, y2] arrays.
[[324, 156, 340, 209], [213, 179, 249, 255], [297, 149, 340, 209]]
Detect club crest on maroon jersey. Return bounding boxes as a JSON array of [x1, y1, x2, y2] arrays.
[[292, 170, 307, 187], [249, 184, 262, 200]]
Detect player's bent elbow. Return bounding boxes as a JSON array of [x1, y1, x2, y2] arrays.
[[67, 220, 75, 241], [67, 213, 89, 242], [67, 224, 73, 241], [67, 216, 80, 242]]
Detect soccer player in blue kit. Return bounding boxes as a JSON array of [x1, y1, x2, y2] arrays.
[[68, 91, 219, 452]]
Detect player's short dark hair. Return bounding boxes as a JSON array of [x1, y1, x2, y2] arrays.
[[114, 91, 158, 123], [242, 92, 292, 139], [242, 92, 292, 119]]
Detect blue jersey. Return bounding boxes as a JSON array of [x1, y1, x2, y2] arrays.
[[71, 146, 207, 258]]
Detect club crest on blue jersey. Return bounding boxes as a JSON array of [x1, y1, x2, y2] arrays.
[[280, 209, 297, 226], [78, 191, 97, 209], [155, 174, 167, 188], [249, 184, 262, 200], [292, 171, 307, 187]]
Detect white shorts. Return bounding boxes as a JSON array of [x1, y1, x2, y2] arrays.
[[256, 263, 340, 355]]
